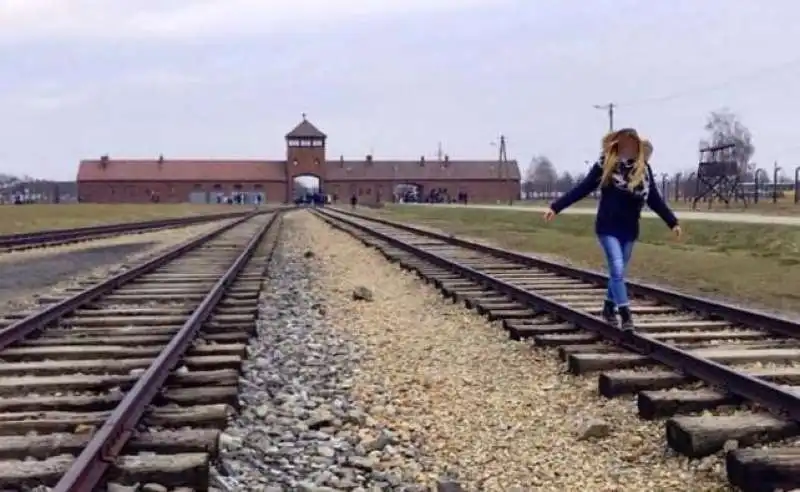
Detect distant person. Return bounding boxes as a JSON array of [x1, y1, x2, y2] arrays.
[[543, 129, 681, 331], [350, 193, 357, 209]]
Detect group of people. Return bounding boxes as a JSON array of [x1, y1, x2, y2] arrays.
[[215, 193, 263, 205], [295, 191, 327, 206], [395, 188, 469, 204], [545, 128, 681, 332]]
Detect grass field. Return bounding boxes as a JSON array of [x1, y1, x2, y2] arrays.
[[0, 204, 236, 234], [367, 205, 800, 315]]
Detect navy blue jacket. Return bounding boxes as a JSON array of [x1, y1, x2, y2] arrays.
[[550, 159, 678, 241]]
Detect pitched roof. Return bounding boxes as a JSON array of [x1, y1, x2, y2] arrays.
[[285, 118, 326, 139], [77, 159, 287, 182], [76, 158, 520, 182]]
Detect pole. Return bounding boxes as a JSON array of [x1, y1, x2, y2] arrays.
[[608, 103, 614, 132], [773, 161, 781, 204], [593, 103, 615, 132], [498, 135, 513, 206]]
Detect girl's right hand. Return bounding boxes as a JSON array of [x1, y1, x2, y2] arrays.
[[543, 208, 556, 222]]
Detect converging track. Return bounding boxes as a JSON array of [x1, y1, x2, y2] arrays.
[[315, 207, 800, 492], [0, 211, 253, 254], [0, 209, 286, 491]]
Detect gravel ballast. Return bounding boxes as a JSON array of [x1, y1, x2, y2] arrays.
[[213, 212, 431, 491], [213, 210, 730, 491], [296, 211, 730, 491]]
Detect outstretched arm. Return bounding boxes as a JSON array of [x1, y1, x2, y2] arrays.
[[550, 162, 602, 213], [645, 165, 679, 228]]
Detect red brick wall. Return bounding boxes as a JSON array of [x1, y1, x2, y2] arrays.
[[77, 181, 287, 203], [77, 179, 520, 204], [286, 144, 326, 199], [323, 179, 520, 204]]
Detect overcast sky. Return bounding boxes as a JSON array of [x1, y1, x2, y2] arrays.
[[2, 0, 800, 181]]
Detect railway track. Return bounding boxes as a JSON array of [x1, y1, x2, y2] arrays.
[[0, 209, 285, 491], [0, 211, 254, 254], [314, 207, 800, 492]]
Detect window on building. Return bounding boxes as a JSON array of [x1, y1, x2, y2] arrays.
[[194, 183, 203, 190], [234, 184, 242, 190], [254, 184, 263, 190], [213, 184, 222, 190]]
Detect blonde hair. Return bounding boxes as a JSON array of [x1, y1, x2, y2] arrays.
[[600, 128, 648, 190], [642, 139, 653, 160]]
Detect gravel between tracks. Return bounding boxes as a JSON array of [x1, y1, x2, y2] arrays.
[[278, 211, 727, 491], [213, 212, 432, 491]]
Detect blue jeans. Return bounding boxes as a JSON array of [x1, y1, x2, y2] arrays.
[[597, 235, 635, 307]]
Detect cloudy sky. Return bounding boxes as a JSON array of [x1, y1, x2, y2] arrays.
[[2, 0, 800, 181]]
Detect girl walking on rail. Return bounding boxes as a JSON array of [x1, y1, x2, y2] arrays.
[[543, 128, 681, 331]]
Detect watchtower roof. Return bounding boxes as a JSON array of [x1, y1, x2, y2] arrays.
[[286, 116, 326, 139]]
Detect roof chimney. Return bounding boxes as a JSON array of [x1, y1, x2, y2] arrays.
[[420, 156, 425, 166], [366, 154, 373, 164], [444, 154, 450, 163], [340, 155, 344, 168], [157, 154, 164, 167], [99, 154, 109, 169]]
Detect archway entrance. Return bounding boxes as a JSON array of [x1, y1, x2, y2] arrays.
[[394, 183, 423, 203], [292, 174, 323, 205]]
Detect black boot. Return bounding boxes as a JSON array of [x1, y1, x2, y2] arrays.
[[619, 305, 635, 331], [602, 300, 618, 326]]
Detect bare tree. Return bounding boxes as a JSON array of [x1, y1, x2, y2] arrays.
[[675, 168, 697, 201], [699, 108, 755, 180], [528, 155, 558, 192], [522, 161, 537, 195], [555, 171, 575, 192]]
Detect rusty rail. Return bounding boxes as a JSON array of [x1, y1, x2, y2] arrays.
[[314, 208, 800, 421], [52, 211, 281, 491], [328, 208, 800, 338], [0, 210, 253, 249], [0, 212, 259, 351]]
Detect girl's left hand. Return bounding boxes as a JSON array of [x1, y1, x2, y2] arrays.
[[672, 225, 682, 239]]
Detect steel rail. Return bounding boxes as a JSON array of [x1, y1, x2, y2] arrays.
[[53, 211, 281, 491], [327, 208, 800, 338], [0, 211, 262, 351], [314, 209, 800, 422], [0, 210, 253, 248]]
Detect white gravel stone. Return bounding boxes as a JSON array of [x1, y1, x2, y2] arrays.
[[284, 210, 729, 491], [211, 212, 431, 491]]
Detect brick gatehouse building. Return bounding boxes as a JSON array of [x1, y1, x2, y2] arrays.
[[76, 117, 520, 204]]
